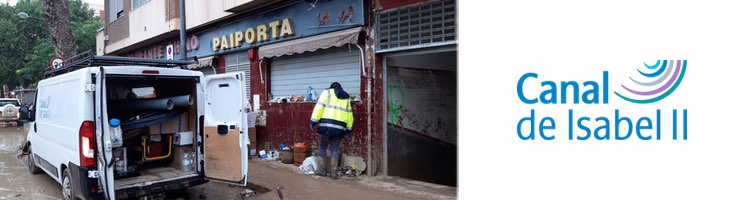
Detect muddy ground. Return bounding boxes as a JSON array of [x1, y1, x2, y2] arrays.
[[0, 125, 456, 200]]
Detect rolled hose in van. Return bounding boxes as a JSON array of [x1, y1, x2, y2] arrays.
[[112, 98, 175, 111], [110, 95, 193, 112], [168, 95, 193, 107]]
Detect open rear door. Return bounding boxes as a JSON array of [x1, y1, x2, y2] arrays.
[[203, 72, 248, 185], [94, 68, 116, 199]]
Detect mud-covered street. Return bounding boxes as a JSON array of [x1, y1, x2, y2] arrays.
[[0, 126, 455, 200], [0, 125, 62, 199]]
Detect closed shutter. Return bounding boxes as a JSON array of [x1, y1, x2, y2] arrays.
[[224, 51, 251, 97], [270, 46, 361, 98], [377, 0, 456, 52]]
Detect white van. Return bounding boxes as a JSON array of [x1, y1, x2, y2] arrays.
[[22, 56, 248, 199]]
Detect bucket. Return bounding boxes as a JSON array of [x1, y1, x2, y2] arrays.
[[293, 143, 308, 165], [280, 150, 294, 164]]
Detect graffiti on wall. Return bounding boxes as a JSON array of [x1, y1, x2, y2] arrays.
[[387, 67, 457, 145]]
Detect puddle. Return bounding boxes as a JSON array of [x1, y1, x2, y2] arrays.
[[244, 182, 272, 196]]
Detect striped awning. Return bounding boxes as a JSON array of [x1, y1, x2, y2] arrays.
[[258, 27, 362, 59], [186, 57, 215, 70]]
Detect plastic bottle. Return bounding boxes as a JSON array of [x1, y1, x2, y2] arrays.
[[306, 86, 317, 102], [182, 153, 191, 172], [109, 119, 123, 147], [190, 152, 196, 170]]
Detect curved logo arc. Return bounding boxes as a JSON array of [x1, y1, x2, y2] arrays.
[[614, 60, 687, 104]]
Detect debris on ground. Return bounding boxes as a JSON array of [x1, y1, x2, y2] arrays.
[[299, 156, 325, 175], [341, 155, 366, 172], [340, 164, 363, 177], [237, 183, 272, 199], [259, 149, 280, 161], [241, 189, 256, 197], [276, 186, 285, 200]]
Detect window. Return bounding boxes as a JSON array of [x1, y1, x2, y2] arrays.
[[224, 52, 251, 99], [132, 0, 150, 9], [270, 46, 361, 101], [108, 0, 124, 23], [0, 100, 20, 107]]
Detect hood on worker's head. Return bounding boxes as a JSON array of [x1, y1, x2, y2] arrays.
[[329, 82, 350, 99]]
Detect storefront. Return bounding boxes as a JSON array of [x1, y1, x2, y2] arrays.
[[113, 0, 458, 184], [118, 0, 375, 173], [122, 0, 365, 99]]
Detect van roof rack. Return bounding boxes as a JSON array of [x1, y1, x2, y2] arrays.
[[45, 50, 198, 78]]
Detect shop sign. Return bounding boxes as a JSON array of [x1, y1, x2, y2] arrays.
[[125, 35, 200, 59], [193, 0, 364, 56], [212, 18, 294, 52], [124, 0, 363, 59]]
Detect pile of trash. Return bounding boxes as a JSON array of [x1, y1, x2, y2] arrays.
[[298, 156, 325, 175], [338, 164, 363, 177], [257, 142, 367, 179], [258, 144, 294, 164], [258, 149, 279, 161], [298, 156, 365, 177]]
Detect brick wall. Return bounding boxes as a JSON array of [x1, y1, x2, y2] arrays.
[[105, 0, 130, 44], [247, 44, 382, 174], [166, 0, 179, 20]]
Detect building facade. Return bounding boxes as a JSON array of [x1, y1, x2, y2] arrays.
[[98, 0, 456, 186]]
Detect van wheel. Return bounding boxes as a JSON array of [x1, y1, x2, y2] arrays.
[[62, 168, 72, 200], [27, 146, 41, 174]]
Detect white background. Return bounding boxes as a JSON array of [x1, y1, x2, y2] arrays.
[[460, 0, 750, 199]]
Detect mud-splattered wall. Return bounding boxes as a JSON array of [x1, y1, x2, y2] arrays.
[[387, 67, 457, 144]]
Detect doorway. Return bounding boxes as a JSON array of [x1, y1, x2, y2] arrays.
[[384, 46, 457, 186]]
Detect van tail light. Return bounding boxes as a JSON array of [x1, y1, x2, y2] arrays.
[[142, 70, 160, 74], [79, 121, 96, 168]]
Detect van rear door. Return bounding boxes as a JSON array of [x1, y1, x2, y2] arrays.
[[203, 72, 248, 185], [94, 68, 116, 199]]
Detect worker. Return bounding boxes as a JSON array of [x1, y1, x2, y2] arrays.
[[310, 82, 354, 179]]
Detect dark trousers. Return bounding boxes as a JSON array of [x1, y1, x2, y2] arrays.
[[317, 134, 342, 159]]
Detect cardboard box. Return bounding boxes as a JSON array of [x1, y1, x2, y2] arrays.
[[174, 131, 194, 146], [248, 128, 257, 155], [150, 112, 189, 134]]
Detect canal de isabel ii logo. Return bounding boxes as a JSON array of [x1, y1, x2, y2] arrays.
[[615, 60, 687, 104]]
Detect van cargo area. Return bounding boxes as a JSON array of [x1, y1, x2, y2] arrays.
[[104, 75, 200, 189]]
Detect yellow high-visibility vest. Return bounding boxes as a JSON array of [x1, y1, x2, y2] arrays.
[[311, 89, 354, 132]]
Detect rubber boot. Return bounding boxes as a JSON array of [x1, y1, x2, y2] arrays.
[[329, 158, 339, 180], [324, 157, 331, 175], [317, 156, 326, 176]]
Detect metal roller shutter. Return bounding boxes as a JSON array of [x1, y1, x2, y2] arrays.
[[225, 51, 251, 97], [377, 0, 457, 52], [270, 46, 361, 98]]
